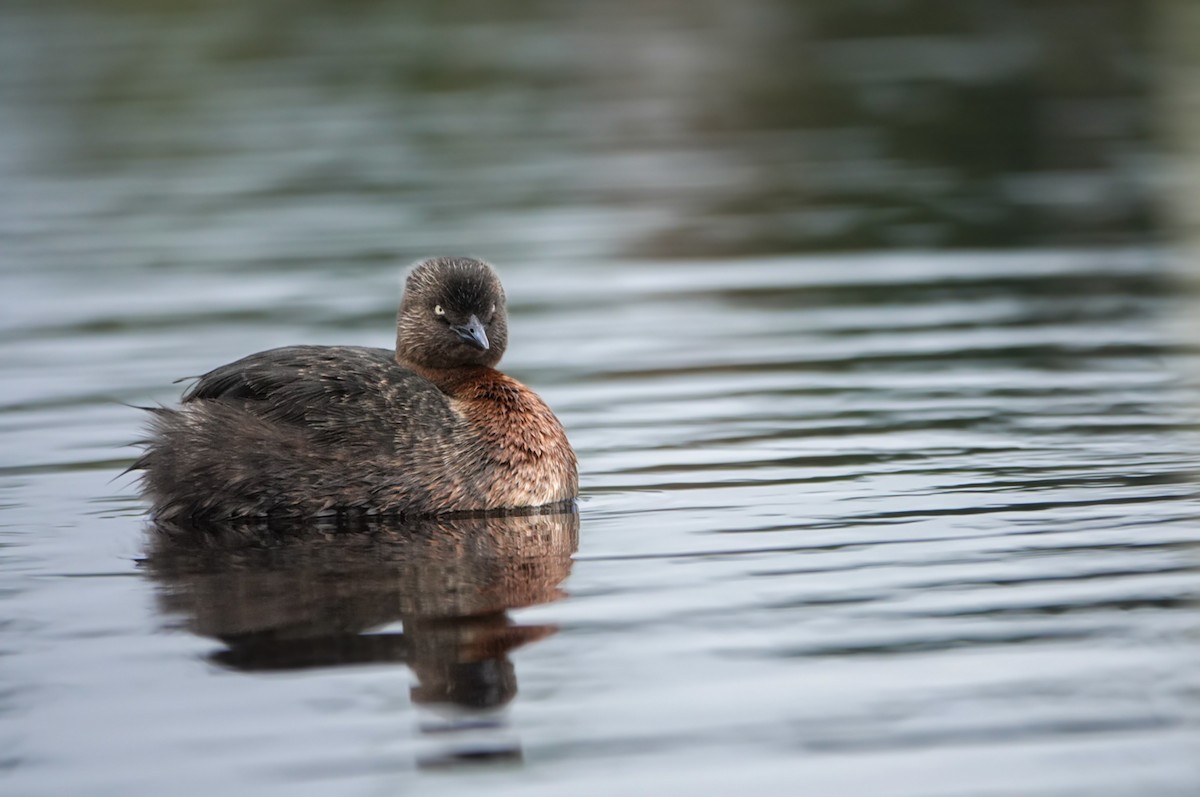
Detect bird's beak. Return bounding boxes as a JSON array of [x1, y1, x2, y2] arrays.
[[452, 314, 490, 350]]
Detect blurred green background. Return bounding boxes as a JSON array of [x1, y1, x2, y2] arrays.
[[4, 0, 1196, 272]]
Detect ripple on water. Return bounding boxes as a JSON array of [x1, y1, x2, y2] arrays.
[[0, 250, 1197, 796]]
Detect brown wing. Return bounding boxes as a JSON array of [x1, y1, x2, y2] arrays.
[[181, 345, 459, 454]]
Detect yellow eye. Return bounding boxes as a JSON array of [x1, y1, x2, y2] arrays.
[[434, 305, 445, 317]]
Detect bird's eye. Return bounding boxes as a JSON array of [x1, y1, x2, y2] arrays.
[[434, 305, 445, 317]]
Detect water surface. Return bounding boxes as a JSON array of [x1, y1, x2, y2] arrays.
[[2, 2, 1199, 796], [3, 252, 1197, 796]]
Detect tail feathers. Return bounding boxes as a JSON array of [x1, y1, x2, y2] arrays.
[[120, 405, 178, 478], [133, 402, 341, 522], [119, 453, 151, 479]]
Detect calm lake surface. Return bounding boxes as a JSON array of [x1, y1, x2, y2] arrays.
[[2, 2, 1199, 796]]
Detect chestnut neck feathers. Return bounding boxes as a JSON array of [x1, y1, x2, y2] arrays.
[[395, 257, 577, 509]]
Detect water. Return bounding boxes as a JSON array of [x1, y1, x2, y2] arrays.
[[3, 2, 1199, 796]]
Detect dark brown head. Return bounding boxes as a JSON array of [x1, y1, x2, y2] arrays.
[[395, 256, 508, 370]]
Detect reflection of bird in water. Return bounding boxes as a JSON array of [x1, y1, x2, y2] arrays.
[[144, 510, 578, 766]]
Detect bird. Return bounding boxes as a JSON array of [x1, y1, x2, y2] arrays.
[[133, 256, 577, 523]]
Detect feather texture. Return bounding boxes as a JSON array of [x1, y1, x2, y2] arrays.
[[134, 258, 577, 522]]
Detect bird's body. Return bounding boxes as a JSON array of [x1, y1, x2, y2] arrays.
[[135, 258, 577, 522]]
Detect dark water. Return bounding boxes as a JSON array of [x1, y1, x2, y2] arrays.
[[3, 2, 1199, 796]]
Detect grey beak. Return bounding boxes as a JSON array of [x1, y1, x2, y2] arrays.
[[452, 314, 490, 350]]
